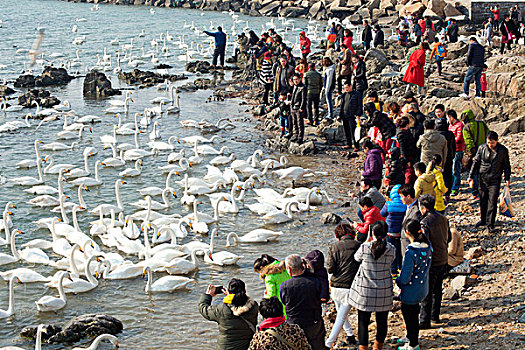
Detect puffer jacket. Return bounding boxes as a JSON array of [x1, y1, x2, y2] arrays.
[[304, 250, 330, 302], [396, 242, 431, 304], [259, 261, 291, 300], [299, 31, 311, 54], [449, 119, 465, 152], [416, 129, 447, 165], [303, 69, 323, 95], [414, 171, 436, 199], [462, 109, 489, 153], [362, 148, 384, 181], [431, 165, 447, 212], [380, 184, 407, 236], [386, 147, 405, 186], [326, 235, 361, 289], [199, 294, 259, 350], [355, 206, 385, 236]]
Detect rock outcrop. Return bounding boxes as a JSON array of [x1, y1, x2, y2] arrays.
[[14, 67, 73, 88], [17, 89, 60, 108], [83, 70, 121, 98], [0, 85, 15, 96], [118, 69, 187, 87]]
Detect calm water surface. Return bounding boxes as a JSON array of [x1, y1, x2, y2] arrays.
[[0, 1, 358, 349]]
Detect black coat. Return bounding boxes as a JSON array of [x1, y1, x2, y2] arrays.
[[352, 60, 368, 91], [500, 19, 519, 38], [291, 83, 307, 111], [362, 25, 373, 43], [362, 111, 396, 140], [326, 236, 361, 289], [387, 147, 405, 186], [469, 143, 511, 185], [374, 29, 385, 47], [448, 23, 459, 42], [396, 128, 417, 162], [466, 42, 485, 68], [439, 129, 456, 169], [339, 90, 363, 120], [421, 210, 451, 267], [280, 274, 323, 329]]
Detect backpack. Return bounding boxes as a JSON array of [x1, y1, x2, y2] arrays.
[[435, 44, 446, 60]]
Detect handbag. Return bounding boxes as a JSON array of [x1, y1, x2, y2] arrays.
[[265, 328, 301, 350], [498, 185, 514, 218]]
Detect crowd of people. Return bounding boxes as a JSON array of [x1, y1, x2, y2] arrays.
[[197, 6, 516, 350]]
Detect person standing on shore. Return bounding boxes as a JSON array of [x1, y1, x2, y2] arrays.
[[322, 57, 336, 120], [399, 185, 421, 259], [373, 25, 384, 47], [446, 19, 458, 43], [380, 184, 407, 275], [461, 109, 489, 199], [259, 52, 274, 105], [396, 117, 417, 185], [362, 20, 373, 51], [436, 118, 456, 198], [491, 5, 500, 29], [446, 110, 464, 196], [338, 44, 352, 94], [483, 18, 494, 47], [461, 37, 485, 99], [290, 74, 306, 144], [336, 24, 344, 51], [361, 140, 384, 190], [351, 55, 368, 97], [430, 37, 447, 76], [342, 29, 356, 55], [273, 55, 294, 101], [419, 194, 451, 329], [299, 31, 311, 61], [403, 42, 429, 96], [203, 26, 227, 68], [280, 254, 327, 350], [339, 81, 362, 152], [304, 62, 323, 126], [468, 131, 511, 233], [500, 15, 518, 54], [416, 119, 447, 166]]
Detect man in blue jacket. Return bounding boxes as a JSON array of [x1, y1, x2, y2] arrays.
[[204, 26, 227, 67], [460, 37, 485, 99]]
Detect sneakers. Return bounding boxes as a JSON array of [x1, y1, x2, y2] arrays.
[[450, 190, 459, 196], [398, 345, 420, 350], [474, 221, 486, 228], [459, 93, 468, 98], [474, 96, 482, 99], [396, 337, 409, 345]]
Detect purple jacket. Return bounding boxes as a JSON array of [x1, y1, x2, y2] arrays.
[[362, 148, 384, 181], [304, 250, 330, 302]]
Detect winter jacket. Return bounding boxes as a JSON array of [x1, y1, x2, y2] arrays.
[[386, 147, 405, 186], [362, 111, 397, 140], [248, 322, 311, 350], [204, 30, 227, 47], [416, 129, 447, 166], [339, 90, 363, 120], [276, 100, 291, 121], [462, 109, 489, 153], [403, 48, 426, 87], [448, 228, 464, 268], [326, 235, 361, 289], [449, 119, 465, 152], [396, 128, 417, 162], [304, 250, 330, 302], [362, 187, 386, 211], [342, 36, 356, 55], [273, 64, 294, 93], [466, 41, 485, 68], [323, 64, 336, 92], [348, 241, 395, 312], [339, 48, 353, 76], [414, 171, 436, 199], [362, 148, 384, 181], [355, 206, 385, 235], [299, 32, 311, 54], [396, 242, 431, 305], [421, 210, 451, 267], [374, 29, 385, 47], [414, 23, 422, 37], [280, 274, 323, 329], [380, 184, 407, 236], [199, 294, 259, 350], [259, 60, 273, 85], [447, 22, 459, 42], [304, 69, 323, 95], [500, 20, 518, 43], [290, 83, 307, 111], [362, 25, 373, 43], [259, 261, 291, 301], [480, 73, 487, 92], [469, 143, 511, 185], [352, 59, 368, 91], [238, 36, 249, 53], [431, 165, 447, 212], [424, 28, 436, 43]]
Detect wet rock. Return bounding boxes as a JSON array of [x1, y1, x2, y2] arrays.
[[518, 312, 525, 323], [20, 324, 62, 342], [118, 68, 187, 87], [21, 314, 123, 343], [428, 87, 459, 98], [0, 85, 15, 96], [319, 120, 347, 143], [289, 140, 317, 155], [155, 63, 173, 69], [194, 78, 213, 90], [186, 60, 211, 74], [321, 212, 342, 224], [465, 246, 483, 259], [83, 70, 121, 99], [14, 74, 36, 88], [253, 105, 266, 117], [18, 89, 60, 108], [35, 66, 73, 87]]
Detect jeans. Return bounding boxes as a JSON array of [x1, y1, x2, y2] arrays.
[[325, 89, 334, 118], [290, 109, 305, 142], [212, 45, 226, 66], [463, 66, 483, 97], [280, 116, 288, 137], [471, 173, 479, 197], [342, 117, 357, 148], [479, 181, 501, 227], [325, 299, 354, 348], [401, 303, 421, 347], [307, 93, 320, 124], [436, 59, 443, 75], [387, 235, 401, 273], [302, 321, 328, 350], [420, 264, 447, 324], [452, 151, 463, 191], [364, 41, 371, 51], [357, 310, 388, 346]]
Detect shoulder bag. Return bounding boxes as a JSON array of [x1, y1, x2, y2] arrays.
[[239, 316, 256, 333], [265, 328, 300, 350]]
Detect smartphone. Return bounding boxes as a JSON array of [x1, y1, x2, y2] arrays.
[[210, 285, 223, 295]]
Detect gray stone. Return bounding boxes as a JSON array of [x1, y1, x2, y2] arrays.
[[309, 1, 323, 17], [260, 1, 280, 16], [289, 140, 317, 155], [427, 0, 446, 17], [364, 48, 389, 74], [0, 85, 15, 96], [429, 87, 459, 98], [321, 212, 342, 224], [443, 3, 462, 17], [443, 287, 459, 300], [379, 0, 396, 10], [451, 275, 475, 291]]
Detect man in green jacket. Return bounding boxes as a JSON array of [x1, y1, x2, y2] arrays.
[[304, 62, 323, 126], [461, 109, 489, 198]]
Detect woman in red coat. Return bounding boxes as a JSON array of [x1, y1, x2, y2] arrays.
[[403, 42, 430, 95], [299, 31, 311, 60]]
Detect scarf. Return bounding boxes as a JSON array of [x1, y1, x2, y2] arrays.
[[223, 294, 235, 304], [258, 316, 285, 331]]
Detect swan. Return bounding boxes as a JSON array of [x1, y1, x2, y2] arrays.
[[262, 201, 298, 224], [62, 114, 86, 131], [210, 153, 236, 166], [57, 124, 91, 139], [149, 121, 161, 140], [72, 334, 119, 350], [64, 148, 92, 178], [188, 140, 202, 165], [90, 180, 126, 215], [99, 259, 142, 280], [0, 229, 21, 266], [122, 216, 140, 239], [10, 155, 44, 186], [17, 140, 42, 169], [24, 184, 58, 195], [246, 202, 279, 215], [226, 229, 283, 246], [284, 187, 334, 205], [35, 271, 72, 312], [101, 146, 125, 167], [123, 137, 153, 161], [105, 96, 132, 114], [260, 155, 289, 169], [210, 183, 243, 214], [40, 141, 78, 152], [43, 155, 76, 174], [119, 159, 142, 177], [239, 162, 273, 177], [274, 166, 315, 182], [70, 160, 102, 187], [180, 174, 196, 206], [142, 266, 193, 293], [0, 267, 50, 283], [51, 186, 88, 213], [0, 203, 15, 233], [203, 248, 242, 266], [99, 125, 118, 145], [181, 229, 217, 256], [62, 254, 101, 293], [148, 136, 178, 152], [197, 145, 230, 156], [158, 157, 191, 174], [130, 190, 176, 210], [0, 114, 32, 131], [151, 220, 189, 245], [76, 114, 102, 123], [0, 276, 21, 319], [184, 200, 221, 234], [167, 149, 185, 163], [231, 149, 263, 171], [151, 85, 175, 104], [165, 249, 200, 275], [139, 169, 177, 197], [178, 135, 221, 145]]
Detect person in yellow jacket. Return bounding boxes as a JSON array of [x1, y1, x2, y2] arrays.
[[428, 154, 448, 214], [414, 161, 436, 199]]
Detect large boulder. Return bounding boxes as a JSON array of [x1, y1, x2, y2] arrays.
[[443, 3, 462, 17], [379, 0, 396, 10], [445, 41, 469, 60], [260, 1, 280, 16], [83, 70, 121, 99], [426, 0, 446, 17], [17, 89, 60, 108], [364, 48, 389, 74], [400, 2, 425, 16], [309, 1, 324, 17], [35, 67, 73, 87], [14, 75, 36, 88], [0, 85, 15, 96]]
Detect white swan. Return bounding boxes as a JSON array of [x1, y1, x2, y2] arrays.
[[90, 180, 126, 215], [260, 155, 289, 169], [226, 229, 283, 246], [99, 259, 143, 280], [262, 201, 298, 224], [0, 276, 21, 319], [148, 136, 178, 151], [203, 249, 242, 266], [274, 166, 315, 182], [188, 140, 202, 165], [178, 135, 221, 145], [165, 249, 199, 275], [149, 121, 161, 140], [142, 266, 193, 293], [139, 169, 177, 197], [62, 254, 101, 293], [0, 267, 50, 283], [10, 155, 44, 186], [158, 157, 191, 174], [210, 153, 236, 166], [70, 160, 102, 187], [72, 334, 119, 350], [130, 190, 176, 210], [57, 124, 91, 140], [0, 228, 21, 266], [40, 141, 78, 152], [43, 155, 76, 174], [101, 145, 125, 167], [64, 147, 92, 178], [197, 145, 230, 156], [167, 149, 185, 163], [17, 140, 42, 169], [35, 271, 72, 312], [119, 159, 142, 177]]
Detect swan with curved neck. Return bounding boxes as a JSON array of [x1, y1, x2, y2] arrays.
[[10, 154, 44, 186], [70, 160, 102, 187], [72, 334, 119, 350], [62, 254, 101, 293], [0, 229, 21, 266], [17, 140, 42, 169], [0, 275, 21, 319], [36, 271, 72, 312]]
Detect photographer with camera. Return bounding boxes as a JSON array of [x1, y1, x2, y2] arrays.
[[199, 278, 259, 350]]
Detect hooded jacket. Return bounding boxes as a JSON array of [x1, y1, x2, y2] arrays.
[[396, 128, 417, 162], [416, 129, 447, 165], [380, 184, 407, 236], [355, 206, 385, 236], [361, 186, 386, 211], [396, 242, 431, 304], [352, 59, 368, 91], [259, 261, 291, 301], [414, 171, 436, 199], [362, 110, 397, 140], [199, 294, 259, 350], [299, 31, 311, 54], [462, 109, 489, 153], [449, 119, 465, 152], [431, 165, 447, 212], [326, 235, 361, 289], [386, 147, 405, 186], [304, 250, 329, 301], [362, 148, 384, 181]]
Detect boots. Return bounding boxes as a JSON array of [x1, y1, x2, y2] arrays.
[[372, 342, 384, 350], [358, 345, 368, 350]]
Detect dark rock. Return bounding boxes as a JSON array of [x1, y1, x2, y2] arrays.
[[83, 70, 121, 99], [194, 78, 213, 89], [364, 48, 389, 74], [518, 312, 525, 323], [20, 324, 62, 342], [429, 87, 459, 98], [35, 67, 73, 87], [14, 75, 36, 88], [321, 212, 342, 224], [253, 105, 266, 116], [18, 89, 60, 108], [289, 140, 317, 155], [118, 69, 187, 87], [186, 60, 211, 73], [0, 85, 15, 96], [155, 63, 173, 69]]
